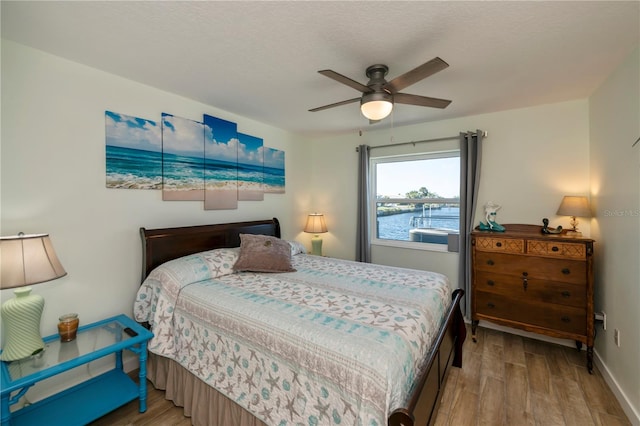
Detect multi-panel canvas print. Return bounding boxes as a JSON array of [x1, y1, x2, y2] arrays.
[[105, 110, 285, 209]]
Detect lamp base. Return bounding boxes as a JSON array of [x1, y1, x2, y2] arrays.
[[310, 235, 323, 256], [0, 287, 45, 361]]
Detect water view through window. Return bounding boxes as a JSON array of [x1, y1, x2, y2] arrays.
[[374, 154, 460, 245]]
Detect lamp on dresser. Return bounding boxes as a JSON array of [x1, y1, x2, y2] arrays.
[[556, 195, 591, 236], [0, 233, 67, 361], [303, 213, 328, 256]]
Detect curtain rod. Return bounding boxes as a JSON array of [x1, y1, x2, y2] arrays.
[[356, 130, 487, 152]]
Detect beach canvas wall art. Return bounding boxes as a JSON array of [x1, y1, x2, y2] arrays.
[[237, 133, 264, 201], [105, 110, 286, 208], [105, 111, 162, 189], [264, 147, 285, 194], [161, 113, 205, 201], [203, 114, 239, 210]]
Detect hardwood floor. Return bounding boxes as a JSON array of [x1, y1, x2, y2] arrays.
[[90, 325, 631, 426], [434, 326, 630, 426]]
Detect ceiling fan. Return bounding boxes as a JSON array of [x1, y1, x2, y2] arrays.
[[309, 57, 452, 121]]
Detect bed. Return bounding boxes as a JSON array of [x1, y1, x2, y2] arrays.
[[134, 218, 465, 426]]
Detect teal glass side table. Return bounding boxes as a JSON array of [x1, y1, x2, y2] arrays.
[[0, 314, 153, 426]]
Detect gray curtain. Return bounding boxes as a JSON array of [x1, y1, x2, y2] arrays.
[[459, 130, 484, 318], [356, 145, 371, 262]]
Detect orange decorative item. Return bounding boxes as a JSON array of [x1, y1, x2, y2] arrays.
[[58, 313, 79, 342]]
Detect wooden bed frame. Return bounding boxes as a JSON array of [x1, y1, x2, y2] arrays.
[[139, 218, 466, 426]]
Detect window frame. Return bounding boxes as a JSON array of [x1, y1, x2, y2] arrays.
[[369, 150, 461, 252]]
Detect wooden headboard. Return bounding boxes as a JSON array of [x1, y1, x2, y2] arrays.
[[139, 218, 281, 281]]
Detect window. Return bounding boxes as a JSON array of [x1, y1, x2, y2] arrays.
[[370, 151, 460, 251]]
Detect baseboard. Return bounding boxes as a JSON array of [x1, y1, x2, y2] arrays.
[[593, 350, 640, 426], [471, 320, 639, 425]]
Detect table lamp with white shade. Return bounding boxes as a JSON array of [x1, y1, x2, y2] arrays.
[[1, 233, 67, 361], [556, 196, 591, 236], [303, 213, 328, 256]]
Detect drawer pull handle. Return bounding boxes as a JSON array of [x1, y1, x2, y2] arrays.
[[487, 302, 495, 309], [562, 268, 570, 275], [561, 291, 571, 298], [496, 242, 502, 247], [561, 316, 571, 323], [522, 277, 528, 291], [552, 246, 559, 252], [487, 280, 495, 286], [487, 260, 495, 266]]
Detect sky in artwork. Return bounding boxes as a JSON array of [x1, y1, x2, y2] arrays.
[[237, 133, 263, 166], [161, 113, 204, 156], [105, 111, 161, 152], [204, 114, 239, 163]]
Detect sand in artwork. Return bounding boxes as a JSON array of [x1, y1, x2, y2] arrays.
[[204, 189, 239, 210], [238, 190, 264, 201], [162, 190, 205, 201], [238, 181, 264, 201]]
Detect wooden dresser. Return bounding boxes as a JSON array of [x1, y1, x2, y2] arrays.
[[471, 224, 595, 373]]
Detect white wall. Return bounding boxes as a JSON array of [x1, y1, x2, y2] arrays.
[[0, 40, 312, 339], [309, 99, 591, 287], [589, 46, 640, 422]]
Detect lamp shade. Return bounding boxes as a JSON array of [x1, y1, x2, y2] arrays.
[[556, 196, 591, 218], [304, 213, 328, 234], [1, 233, 67, 289], [360, 92, 393, 121]]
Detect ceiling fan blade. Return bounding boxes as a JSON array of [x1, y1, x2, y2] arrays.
[[385, 57, 449, 93], [309, 97, 361, 112], [318, 70, 370, 93], [394, 92, 452, 109]]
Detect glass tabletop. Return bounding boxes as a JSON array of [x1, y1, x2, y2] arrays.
[[5, 319, 135, 382]]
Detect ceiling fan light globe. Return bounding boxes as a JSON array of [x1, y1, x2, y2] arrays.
[[361, 100, 393, 120]]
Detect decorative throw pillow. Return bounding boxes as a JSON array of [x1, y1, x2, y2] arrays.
[[233, 234, 296, 273]]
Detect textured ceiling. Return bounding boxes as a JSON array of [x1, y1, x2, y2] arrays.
[[2, 1, 639, 137]]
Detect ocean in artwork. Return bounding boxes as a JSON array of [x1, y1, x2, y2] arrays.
[[106, 145, 163, 189], [204, 158, 283, 191], [106, 145, 284, 193], [263, 165, 285, 192], [162, 151, 205, 190]]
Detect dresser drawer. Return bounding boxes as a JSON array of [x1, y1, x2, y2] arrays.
[[474, 236, 524, 254], [527, 240, 587, 259], [475, 291, 587, 335], [474, 252, 587, 285], [474, 271, 587, 308]]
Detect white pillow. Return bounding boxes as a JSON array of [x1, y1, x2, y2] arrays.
[[288, 240, 307, 255]]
